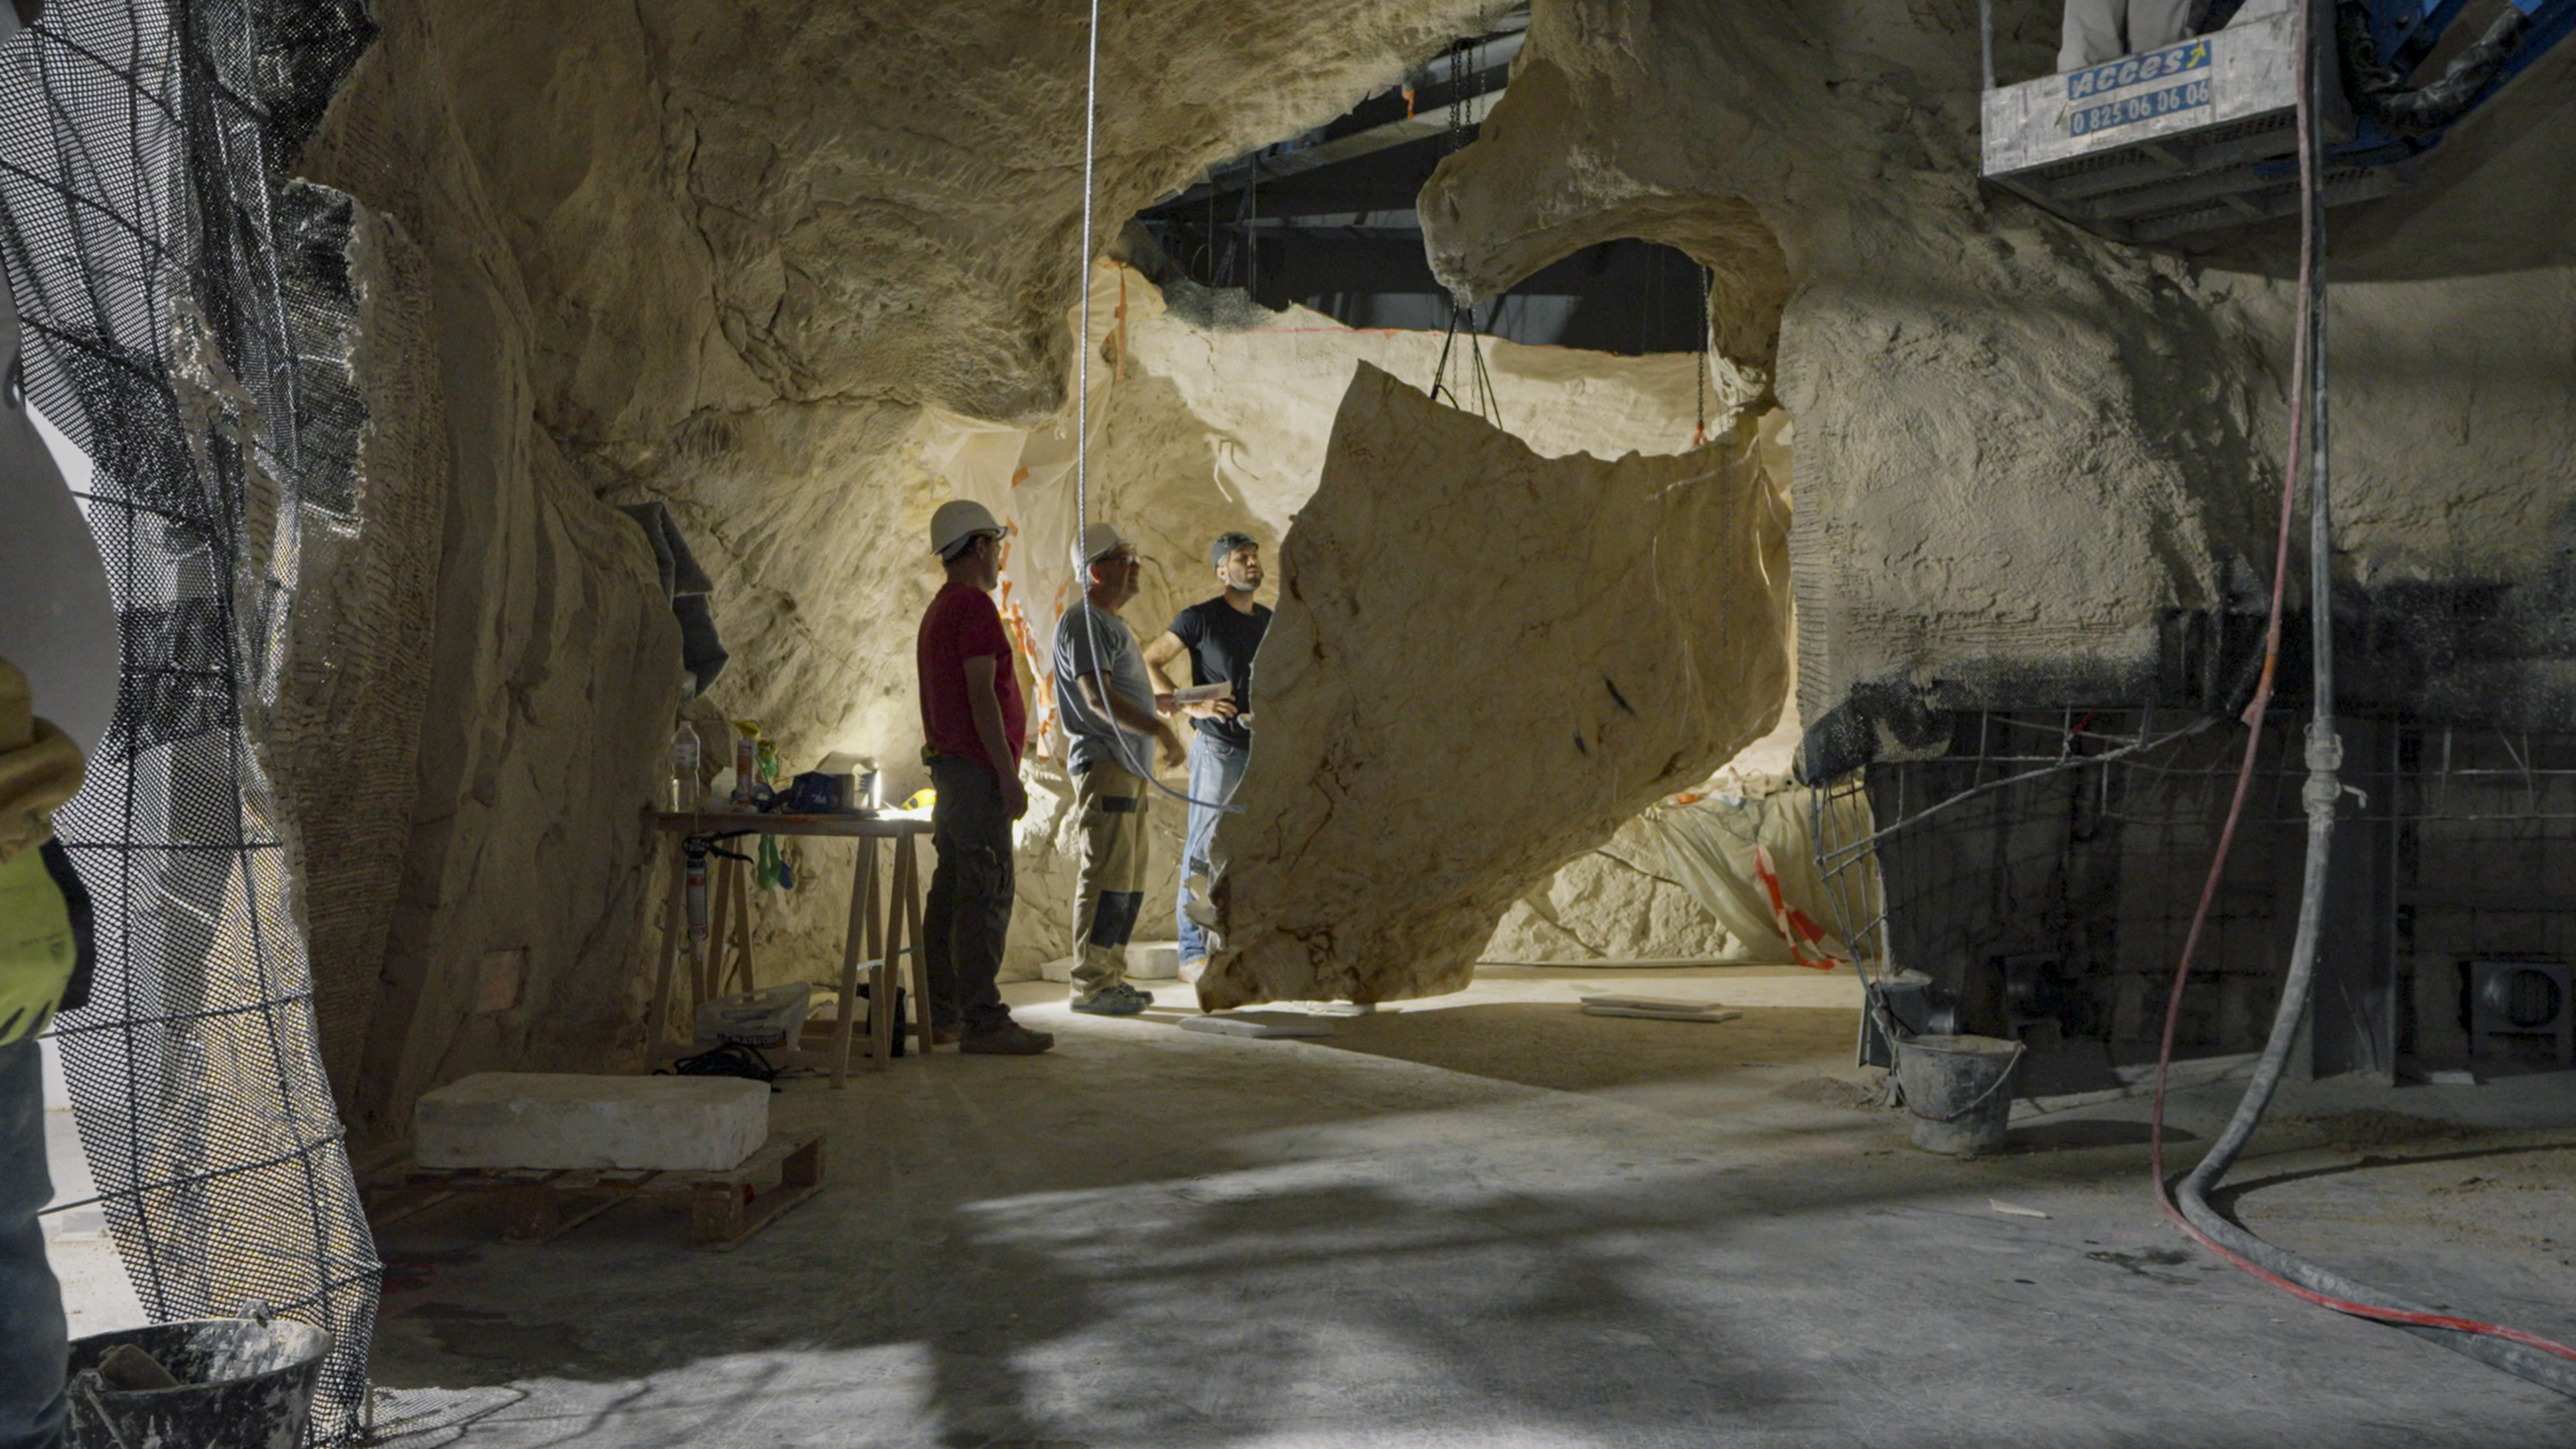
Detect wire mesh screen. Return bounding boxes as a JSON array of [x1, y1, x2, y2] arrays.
[[0, 1, 380, 1440], [1815, 707, 2576, 1073]]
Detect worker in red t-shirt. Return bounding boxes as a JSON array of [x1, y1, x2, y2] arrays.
[[915, 501, 1054, 1055]]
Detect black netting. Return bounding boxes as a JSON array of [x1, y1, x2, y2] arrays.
[[1815, 708, 2576, 1071], [0, 1, 379, 1442]]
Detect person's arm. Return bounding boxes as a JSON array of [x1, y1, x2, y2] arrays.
[[961, 654, 1028, 820], [1075, 669, 1187, 769], [1140, 630, 1188, 708], [1142, 629, 1241, 723]]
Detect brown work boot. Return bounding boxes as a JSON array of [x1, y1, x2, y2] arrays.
[[960, 1021, 1055, 1055]]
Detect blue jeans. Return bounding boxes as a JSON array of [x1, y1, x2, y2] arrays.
[[1, 1037, 66, 1449], [1176, 733, 1248, 964]]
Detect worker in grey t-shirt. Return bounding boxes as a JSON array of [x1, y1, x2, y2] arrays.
[[2058, 1, 2287, 80], [1051, 523, 1184, 1016], [2059, 0, 2192, 71]]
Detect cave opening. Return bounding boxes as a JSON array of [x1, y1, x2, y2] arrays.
[[1128, 11, 1716, 356]]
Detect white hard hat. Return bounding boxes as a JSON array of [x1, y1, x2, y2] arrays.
[[930, 499, 1004, 559], [1073, 521, 1132, 568]]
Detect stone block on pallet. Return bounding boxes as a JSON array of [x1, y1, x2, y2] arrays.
[[415, 1072, 769, 1171]]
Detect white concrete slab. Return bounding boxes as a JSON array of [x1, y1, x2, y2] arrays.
[[414, 1073, 769, 1172]]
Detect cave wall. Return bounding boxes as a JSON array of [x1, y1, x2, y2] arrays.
[[1409, 0, 2576, 1053], [720, 265, 1754, 983], [281, 0, 1625, 1110], [299, 7, 684, 1135], [1421, 0, 2576, 725], [266, 0, 2576, 1091], [1015, 269, 1762, 973], [257, 202, 448, 1111], [1422, 0, 2269, 720]]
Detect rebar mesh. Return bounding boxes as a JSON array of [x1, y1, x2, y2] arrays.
[[0, 1, 380, 1441], [1816, 707, 2576, 1068]]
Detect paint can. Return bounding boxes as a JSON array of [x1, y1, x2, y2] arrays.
[[1894, 1033, 2026, 1156], [66, 1311, 333, 1449]]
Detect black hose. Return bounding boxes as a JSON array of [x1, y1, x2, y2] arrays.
[[2338, 0, 2530, 135], [2152, 0, 2576, 1397]]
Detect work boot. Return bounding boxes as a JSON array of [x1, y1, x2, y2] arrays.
[[960, 1021, 1055, 1055]]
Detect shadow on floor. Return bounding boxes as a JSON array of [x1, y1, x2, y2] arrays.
[[375, 1140, 1839, 1444], [2211, 1136, 2576, 1203], [361, 1010, 2576, 1449], [1298, 1002, 1866, 1098], [2010, 1118, 2197, 1150]]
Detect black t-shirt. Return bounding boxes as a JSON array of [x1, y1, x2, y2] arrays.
[[1167, 596, 1270, 750]]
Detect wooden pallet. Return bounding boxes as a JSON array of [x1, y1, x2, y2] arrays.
[[366, 1128, 825, 1251]]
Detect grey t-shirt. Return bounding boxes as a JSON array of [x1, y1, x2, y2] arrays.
[[1053, 603, 1156, 775]]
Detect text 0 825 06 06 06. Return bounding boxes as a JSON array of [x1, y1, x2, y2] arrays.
[[2069, 76, 2212, 138]]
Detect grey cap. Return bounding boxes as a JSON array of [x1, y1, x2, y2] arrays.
[[1209, 531, 1258, 570]]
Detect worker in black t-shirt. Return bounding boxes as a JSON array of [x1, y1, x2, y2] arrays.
[[1142, 531, 1269, 979]]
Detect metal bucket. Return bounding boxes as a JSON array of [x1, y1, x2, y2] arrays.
[[1896, 1033, 2026, 1156], [66, 1311, 333, 1449]]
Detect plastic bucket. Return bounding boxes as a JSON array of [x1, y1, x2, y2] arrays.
[[1895, 1033, 2026, 1156], [66, 1315, 333, 1449]]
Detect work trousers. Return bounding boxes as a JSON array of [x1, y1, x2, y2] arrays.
[[1175, 733, 1247, 965], [2059, 0, 2195, 71], [922, 757, 1017, 1037], [1071, 761, 1149, 997], [0, 1038, 66, 1449]]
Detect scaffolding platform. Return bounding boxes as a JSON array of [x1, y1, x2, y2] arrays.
[[1980, 10, 2395, 244], [1982, 1, 2576, 246]]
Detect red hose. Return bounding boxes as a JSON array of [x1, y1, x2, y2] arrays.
[[2159, 1190, 2576, 1361], [2143, 0, 2576, 1375]]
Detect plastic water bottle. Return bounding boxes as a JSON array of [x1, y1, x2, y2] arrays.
[[671, 722, 700, 812]]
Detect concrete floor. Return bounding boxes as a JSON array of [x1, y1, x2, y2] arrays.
[[56, 966, 2576, 1446]]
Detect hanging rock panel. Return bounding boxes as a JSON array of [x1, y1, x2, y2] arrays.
[[1201, 364, 1792, 1008]]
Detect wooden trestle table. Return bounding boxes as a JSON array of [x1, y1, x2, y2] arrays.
[[643, 809, 934, 1085]]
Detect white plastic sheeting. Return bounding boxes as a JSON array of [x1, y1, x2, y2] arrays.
[[1638, 776, 1882, 968]]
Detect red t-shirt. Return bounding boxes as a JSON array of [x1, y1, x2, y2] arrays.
[[917, 581, 1026, 774]]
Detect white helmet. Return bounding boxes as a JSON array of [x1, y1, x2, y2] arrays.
[[929, 499, 1004, 559], [1072, 521, 1132, 570]]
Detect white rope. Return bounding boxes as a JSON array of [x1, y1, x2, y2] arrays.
[[1071, 0, 1238, 814], [1075, 0, 1099, 535]]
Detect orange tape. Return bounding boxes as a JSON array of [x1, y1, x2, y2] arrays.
[[1754, 844, 1837, 970]]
